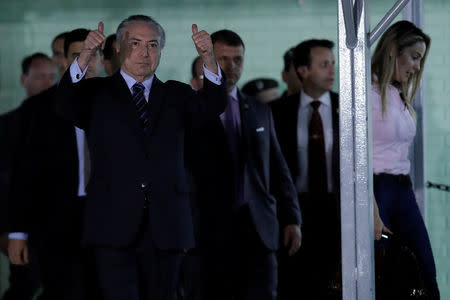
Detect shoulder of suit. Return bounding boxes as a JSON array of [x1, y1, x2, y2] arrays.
[[240, 93, 268, 111], [270, 92, 300, 112], [163, 80, 191, 90], [330, 91, 339, 100]]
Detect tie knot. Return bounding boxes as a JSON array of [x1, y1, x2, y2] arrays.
[[311, 100, 321, 111], [132, 82, 145, 94]]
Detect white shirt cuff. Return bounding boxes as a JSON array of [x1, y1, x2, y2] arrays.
[[70, 57, 88, 83], [8, 232, 28, 240], [203, 62, 222, 85]]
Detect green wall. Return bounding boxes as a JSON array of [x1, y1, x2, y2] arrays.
[[0, 0, 449, 297]]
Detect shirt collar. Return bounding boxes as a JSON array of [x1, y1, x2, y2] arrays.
[[120, 69, 154, 93], [300, 90, 331, 108]]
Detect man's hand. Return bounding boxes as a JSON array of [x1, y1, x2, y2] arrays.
[[284, 224, 302, 256], [191, 24, 218, 75], [8, 239, 29, 265], [78, 22, 106, 71]]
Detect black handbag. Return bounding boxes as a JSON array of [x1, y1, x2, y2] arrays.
[[375, 233, 429, 299]]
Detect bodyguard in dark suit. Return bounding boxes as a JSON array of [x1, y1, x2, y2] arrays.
[[188, 30, 302, 300], [55, 15, 227, 300], [2, 52, 57, 300], [7, 29, 104, 300], [271, 39, 341, 299]]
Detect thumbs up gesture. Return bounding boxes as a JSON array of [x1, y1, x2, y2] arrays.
[[191, 24, 218, 74], [78, 22, 106, 71]]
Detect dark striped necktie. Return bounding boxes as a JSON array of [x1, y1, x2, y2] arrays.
[[132, 82, 150, 131]]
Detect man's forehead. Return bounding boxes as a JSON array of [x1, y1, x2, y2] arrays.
[[29, 60, 55, 74], [125, 23, 159, 41], [311, 47, 333, 58], [214, 43, 244, 56], [30, 58, 53, 68]]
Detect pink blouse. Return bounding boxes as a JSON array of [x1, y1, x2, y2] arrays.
[[372, 83, 416, 175]]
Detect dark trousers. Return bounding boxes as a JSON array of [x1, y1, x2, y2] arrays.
[[32, 195, 99, 300], [202, 205, 277, 300], [278, 192, 341, 300], [93, 207, 184, 300], [177, 250, 203, 300], [34, 244, 99, 300], [2, 244, 96, 300], [374, 173, 440, 299]]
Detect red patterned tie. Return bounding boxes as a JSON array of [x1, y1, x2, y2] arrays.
[[308, 100, 327, 194]]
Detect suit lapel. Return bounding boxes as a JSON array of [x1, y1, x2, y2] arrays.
[[237, 90, 251, 163]]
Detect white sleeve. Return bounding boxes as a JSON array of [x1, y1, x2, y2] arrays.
[[203, 62, 222, 85]]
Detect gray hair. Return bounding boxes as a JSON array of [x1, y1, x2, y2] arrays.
[[116, 15, 166, 49]]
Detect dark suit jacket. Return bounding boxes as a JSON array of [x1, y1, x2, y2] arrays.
[[7, 85, 83, 246], [271, 92, 340, 226], [188, 90, 301, 252], [55, 70, 227, 249], [0, 110, 19, 235], [270, 91, 340, 198], [1, 95, 41, 236]]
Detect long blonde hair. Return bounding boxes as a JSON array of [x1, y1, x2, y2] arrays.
[[371, 21, 431, 120]]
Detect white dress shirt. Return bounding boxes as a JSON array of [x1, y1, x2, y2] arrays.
[[296, 90, 334, 193]]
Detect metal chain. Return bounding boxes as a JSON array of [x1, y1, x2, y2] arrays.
[[426, 181, 450, 193]]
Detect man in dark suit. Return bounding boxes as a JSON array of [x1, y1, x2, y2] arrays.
[[271, 39, 341, 299], [7, 28, 104, 300], [55, 15, 227, 300], [1, 52, 57, 300], [187, 29, 302, 300]]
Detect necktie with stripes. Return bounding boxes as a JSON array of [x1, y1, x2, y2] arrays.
[[132, 82, 150, 131]]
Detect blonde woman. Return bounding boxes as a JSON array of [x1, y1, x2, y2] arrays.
[[371, 21, 439, 298]]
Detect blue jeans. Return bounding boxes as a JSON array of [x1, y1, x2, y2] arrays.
[[374, 173, 440, 299]]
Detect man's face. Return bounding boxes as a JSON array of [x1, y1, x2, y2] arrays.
[[213, 41, 244, 93], [190, 58, 204, 91], [21, 58, 57, 97], [298, 46, 335, 98], [52, 37, 66, 79], [66, 41, 103, 79], [116, 22, 161, 82]]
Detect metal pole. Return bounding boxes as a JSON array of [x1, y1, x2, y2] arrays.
[[369, 0, 411, 47], [338, 0, 374, 299]]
